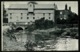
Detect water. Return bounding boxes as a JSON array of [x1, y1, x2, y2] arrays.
[[14, 30, 35, 44], [3, 29, 78, 51]]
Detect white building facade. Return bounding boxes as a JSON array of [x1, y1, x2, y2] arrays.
[[8, 2, 57, 25]]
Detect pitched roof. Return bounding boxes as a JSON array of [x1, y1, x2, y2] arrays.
[[8, 4, 56, 9], [35, 4, 54, 9], [9, 4, 28, 9]]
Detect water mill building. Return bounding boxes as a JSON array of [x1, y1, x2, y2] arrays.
[[7, 2, 72, 30], [7, 2, 58, 25]]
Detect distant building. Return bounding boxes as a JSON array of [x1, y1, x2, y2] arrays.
[[7, 2, 58, 25], [55, 4, 72, 23]]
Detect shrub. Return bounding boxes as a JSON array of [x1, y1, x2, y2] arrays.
[[34, 18, 55, 29]]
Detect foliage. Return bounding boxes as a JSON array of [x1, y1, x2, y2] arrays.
[[34, 18, 55, 29], [67, 13, 78, 24], [56, 12, 78, 24]]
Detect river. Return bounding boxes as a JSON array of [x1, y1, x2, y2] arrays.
[[3, 26, 78, 51]]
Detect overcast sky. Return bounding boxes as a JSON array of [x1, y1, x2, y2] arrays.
[[3, 1, 78, 15]]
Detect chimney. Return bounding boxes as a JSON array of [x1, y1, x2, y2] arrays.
[[65, 4, 67, 10], [69, 6, 71, 11]]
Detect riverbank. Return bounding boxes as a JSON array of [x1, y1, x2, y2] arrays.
[[2, 26, 78, 51]]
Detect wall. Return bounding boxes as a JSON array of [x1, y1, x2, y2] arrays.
[[8, 9, 55, 24], [8, 10, 28, 23], [34, 10, 55, 21]]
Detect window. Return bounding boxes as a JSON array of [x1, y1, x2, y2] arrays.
[[64, 15, 67, 20], [10, 17, 12, 19], [49, 13, 50, 16], [27, 17, 29, 19], [28, 22, 30, 24], [43, 13, 45, 16], [33, 14, 35, 15], [10, 13, 12, 15], [49, 17, 50, 19], [21, 13, 23, 19], [21, 13, 23, 15], [27, 14, 28, 17], [33, 17, 35, 19], [10, 13, 12, 19], [60, 17, 63, 20], [21, 17, 23, 19]]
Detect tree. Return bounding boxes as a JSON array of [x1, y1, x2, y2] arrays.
[[67, 12, 78, 24], [34, 18, 54, 29]]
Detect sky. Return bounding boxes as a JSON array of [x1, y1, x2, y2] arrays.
[[3, 1, 78, 15]]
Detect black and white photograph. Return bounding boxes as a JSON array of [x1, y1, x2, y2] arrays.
[[1, 1, 78, 51]]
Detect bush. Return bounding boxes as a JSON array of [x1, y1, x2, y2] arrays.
[[34, 18, 55, 29]]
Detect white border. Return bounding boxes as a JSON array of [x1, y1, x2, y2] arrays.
[[1, 1, 78, 51]]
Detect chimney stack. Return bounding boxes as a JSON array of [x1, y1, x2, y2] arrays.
[[69, 6, 71, 11], [65, 4, 67, 10]]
